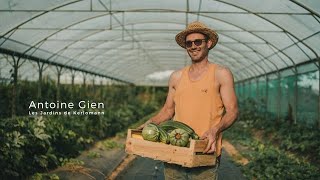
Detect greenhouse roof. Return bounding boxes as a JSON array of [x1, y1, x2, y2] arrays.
[[0, 0, 319, 86]]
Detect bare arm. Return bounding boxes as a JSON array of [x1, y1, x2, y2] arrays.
[[138, 70, 182, 129], [149, 77, 176, 124], [215, 66, 239, 133], [202, 66, 238, 153]]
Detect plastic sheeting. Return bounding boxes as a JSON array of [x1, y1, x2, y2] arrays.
[[0, 0, 319, 85]]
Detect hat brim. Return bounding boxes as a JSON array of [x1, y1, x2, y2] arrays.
[[175, 28, 219, 50]]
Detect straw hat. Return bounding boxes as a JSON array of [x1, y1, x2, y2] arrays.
[[175, 21, 219, 49]]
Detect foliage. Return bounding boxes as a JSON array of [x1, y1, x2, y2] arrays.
[[0, 82, 167, 178], [29, 173, 60, 180], [101, 140, 124, 150], [225, 121, 320, 179], [240, 98, 320, 164], [243, 145, 319, 180], [224, 98, 320, 179], [86, 151, 101, 159]]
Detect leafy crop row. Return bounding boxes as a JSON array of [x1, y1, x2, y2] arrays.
[[0, 82, 167, 178], [224, 98, 320, 179]]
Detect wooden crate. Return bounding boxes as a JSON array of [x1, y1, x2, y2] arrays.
[[125, 129, 216, 167]]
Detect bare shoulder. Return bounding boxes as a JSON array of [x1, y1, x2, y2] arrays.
[[215, 64, 234, 84], [171, 68, 183, 78], [215, 64, 232, 73], [169, 68, 183, 88]]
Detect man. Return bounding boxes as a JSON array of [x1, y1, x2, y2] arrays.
[[139, 21, 238, 179]]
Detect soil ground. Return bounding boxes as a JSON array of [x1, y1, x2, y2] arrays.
[[49, 137, 247, 180]]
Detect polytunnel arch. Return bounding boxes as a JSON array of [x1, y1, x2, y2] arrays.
[[2, 8, 298, 84], [0, 0, 319, 121], [49, 13, 279, 81], [74, 15, 292, 81], [73, 27, 262, 80], [1, 2, 320, 178], [214, 0, 319, 59], [2, 7, 318, 83]]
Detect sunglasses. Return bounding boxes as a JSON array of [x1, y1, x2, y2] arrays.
[[185, 39, 207, 48]]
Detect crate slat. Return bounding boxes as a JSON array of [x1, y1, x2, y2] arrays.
[[125, 129, 216, 167]]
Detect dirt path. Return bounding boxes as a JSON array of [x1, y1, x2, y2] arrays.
[[49, 136, 127, 180], [114, 148, 247, 180], [107, 154, 137, 180], [222, 140, 249, 165], [113, 140, 247, 180], [48, 135, 247, 180]]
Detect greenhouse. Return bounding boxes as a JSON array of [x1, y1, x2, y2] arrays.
[[0, 0, 319, 179]]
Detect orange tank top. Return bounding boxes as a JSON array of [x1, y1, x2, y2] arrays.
[[173, 63, 224, 156]]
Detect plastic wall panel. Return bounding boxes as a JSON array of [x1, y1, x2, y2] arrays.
[[254, 32, 297, 50], [279, 75, 296, 121], [223, 0, 308, 13], [48, 29, 100, 40], [303, 34, 320, 56], [298, 0, 320, 16], [21, 12, 105, 29], [109, 0, 185, 11], [189, 0, 245, 12], [204, 13, 281, 31], [297, 71, 319, 126], [70, 14, 111, 29], [261, 14, 320, 40]]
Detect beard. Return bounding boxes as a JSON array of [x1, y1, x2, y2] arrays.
[[187, 48, 209, 62]]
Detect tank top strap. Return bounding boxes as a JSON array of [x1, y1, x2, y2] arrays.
[[209, 63, 216, 82], [175, 65, 190, 92], [182, 65, 191, 79]]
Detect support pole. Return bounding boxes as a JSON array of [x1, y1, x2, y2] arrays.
[[71, 70, 75, 87], [256, 77, 259, 100], [249, 79, 252, 99], [265, 75, 269, 121], [318, 61, 320, 129], [92, 76, 95, 94], [241, 82, 244, 100], [294, 67, 298, 124], [277, 72, 281, 122], [100, 80, 103, 99], [242, 81, 245, 100], [11, 56, 19, 117], [70, 70, 76, 99], [83, 73, 86, 87], [56, 66, 63, 101], [37, 61, 46, 101]]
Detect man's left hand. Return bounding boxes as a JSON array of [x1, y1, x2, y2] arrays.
[[200, 127, 219, 154]]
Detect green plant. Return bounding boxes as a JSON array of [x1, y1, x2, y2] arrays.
[[30, 173, 60, 180], [101, 139, 124, 150], [87, 152, 101, 159], [224, 117, 320, 179], [0, 82, 167, 178]]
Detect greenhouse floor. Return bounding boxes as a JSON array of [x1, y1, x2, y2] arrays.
[[49, 137, 246, 180], [116, 149, 246, 180], [49, 137, 127, 180]]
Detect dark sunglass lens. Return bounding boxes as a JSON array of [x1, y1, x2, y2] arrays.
[[194, 39, 203, 46], [186, 41, 193, 48]]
